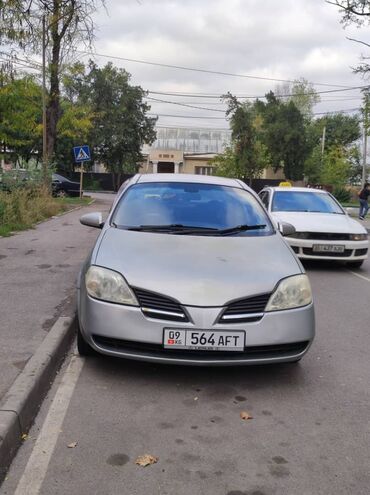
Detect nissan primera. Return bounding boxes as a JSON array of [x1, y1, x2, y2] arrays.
[[77, 174, 315, 365]]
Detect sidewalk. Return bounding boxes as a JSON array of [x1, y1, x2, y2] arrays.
[[0, 193, 113, 404]]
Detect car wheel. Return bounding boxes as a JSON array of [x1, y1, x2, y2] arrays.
[[347, 260, 364, 269], [77, 322, 97, 356], [56, 189, 67, 198]]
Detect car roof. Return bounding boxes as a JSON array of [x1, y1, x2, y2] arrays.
[[263, 186, 329, 194], [135, 173, 246, 189]]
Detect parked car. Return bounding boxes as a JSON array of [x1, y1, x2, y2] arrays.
[[52, 173, 80, 197], [77, 174, 315, 366], [259, 186, 368, 268]]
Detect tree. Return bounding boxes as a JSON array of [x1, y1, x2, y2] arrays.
[[311, 113, 361, 148], [72, 62, 157, 189], [0, 75, 42, 165], [304, 112, 361, 184], [0, 0, 102, 163], [219, 93, 270, 183], [327, 1, 370, 74], [275, 78, 320, 118], [256, 92, 308, 180], [320, 146, 351, 186]]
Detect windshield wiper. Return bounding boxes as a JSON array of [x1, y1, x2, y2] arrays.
[[213, 224, 267, 236], [124, 224, 219, 233]]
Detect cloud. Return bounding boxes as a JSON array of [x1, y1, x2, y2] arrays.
[[87, 0, 368, 127]]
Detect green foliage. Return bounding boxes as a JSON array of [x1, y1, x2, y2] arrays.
[[304, 145, 322, 184], [311, 113, 361, 148], [275, 78, 320, 118], [256, 92, 307, 180], [67, 61, 157, 188], [320, 147, 350, 186], [332, 186, 352, 203], [219, 95, 270, 181], [0, 76, 42, 163], [0, 185, 61, 236]]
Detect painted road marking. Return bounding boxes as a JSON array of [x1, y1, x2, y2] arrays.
[[347, 270, 370, 282], [14, 354, 84, 495]]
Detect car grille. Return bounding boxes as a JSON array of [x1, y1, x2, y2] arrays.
[[293, 232, 351, 241], [302, 248, 352, 257], [92, 335, 310, 361], [133, 288, 189, 322], [219, 293, 271, 323]]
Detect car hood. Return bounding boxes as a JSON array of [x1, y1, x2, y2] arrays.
[[94, 228, 301, 306], [271, 211, 367, 234]]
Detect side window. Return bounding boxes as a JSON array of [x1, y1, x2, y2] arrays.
[[259, 191, 270, 209]]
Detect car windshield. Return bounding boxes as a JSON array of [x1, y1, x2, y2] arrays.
[[271, 191, 344, 214], [111, 182, 274, 236]]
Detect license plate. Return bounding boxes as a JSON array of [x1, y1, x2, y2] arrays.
[[163, 329, 245, 351], [312, 244, 345, 253]]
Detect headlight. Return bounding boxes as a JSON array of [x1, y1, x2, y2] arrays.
[[85, 266, 138, 306], [349, 233, 368, 241], [265, 274, 312, 312]]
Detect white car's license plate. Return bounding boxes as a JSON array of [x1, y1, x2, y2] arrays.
[[313, 244, 345, 253], [163, 329, 245, 351]]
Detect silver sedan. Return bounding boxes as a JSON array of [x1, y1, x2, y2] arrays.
[[77, 174, 315, 365]]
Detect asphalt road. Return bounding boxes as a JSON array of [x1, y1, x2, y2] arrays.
[[0, 193, 113, 403], [2, 257, 370, 494]]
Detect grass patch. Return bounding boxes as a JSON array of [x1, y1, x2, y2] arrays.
[[0, 188, 92, 237], [54, 196, 92, 207], [341, 202, 359, 208]]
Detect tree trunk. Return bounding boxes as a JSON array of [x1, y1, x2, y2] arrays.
[[46, 12, 61, 162]]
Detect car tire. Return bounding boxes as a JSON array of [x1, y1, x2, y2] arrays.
[[347, 260, 364, 269], [56, 189, 67, 198], [77, 322, 97, 356]]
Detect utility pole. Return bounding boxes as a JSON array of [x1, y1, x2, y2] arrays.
[[42, 15, 48, 185], [321, 125, 326, 160], [362, 93, 369, 187]]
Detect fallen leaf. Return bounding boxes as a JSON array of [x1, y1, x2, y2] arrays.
[[21, 433, 28, 441], [135, 454, 158, 467], [67, 441, 78, 448], [240, 411, 253, 420]]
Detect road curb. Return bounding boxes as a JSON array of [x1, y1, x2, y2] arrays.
[[0, 316, 76, 482]]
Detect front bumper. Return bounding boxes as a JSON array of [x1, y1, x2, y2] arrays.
[[78, 288, 315, 366], [286, 238, 368, 261]]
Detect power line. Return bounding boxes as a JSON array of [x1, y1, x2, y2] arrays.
[[147, 86, 368, 99], [313, 107, 361, 115], [148, 113, 227, 120], [78, 50, 353, 88], [145, 96, 225, 113]]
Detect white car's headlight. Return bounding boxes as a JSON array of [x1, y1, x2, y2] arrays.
[[349, 233, 368, 241], [265, 274, 312, 312], [85, 266, 138, 306]]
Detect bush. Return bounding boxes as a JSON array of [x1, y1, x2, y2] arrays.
[[332, 186, 351, 204], [0, 185, 62, 235]]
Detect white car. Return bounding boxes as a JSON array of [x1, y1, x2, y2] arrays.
[[259, 187, 368, 268]]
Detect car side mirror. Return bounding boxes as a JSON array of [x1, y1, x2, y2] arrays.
[[278, 222, 296, 237], [80, 212, 104, 229]]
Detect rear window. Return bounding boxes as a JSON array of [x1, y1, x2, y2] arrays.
[[111, 182, 274, 236]]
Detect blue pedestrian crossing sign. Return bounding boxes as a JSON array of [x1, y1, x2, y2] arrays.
[[73, 145, 91, 163]]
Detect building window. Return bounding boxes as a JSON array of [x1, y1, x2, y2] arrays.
[[195, 166, 215, 175]]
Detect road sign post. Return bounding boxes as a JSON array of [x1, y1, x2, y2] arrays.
[[73, 146, 91, 198]]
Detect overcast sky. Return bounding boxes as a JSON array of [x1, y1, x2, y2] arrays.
[[81, 0, 370, 128]]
